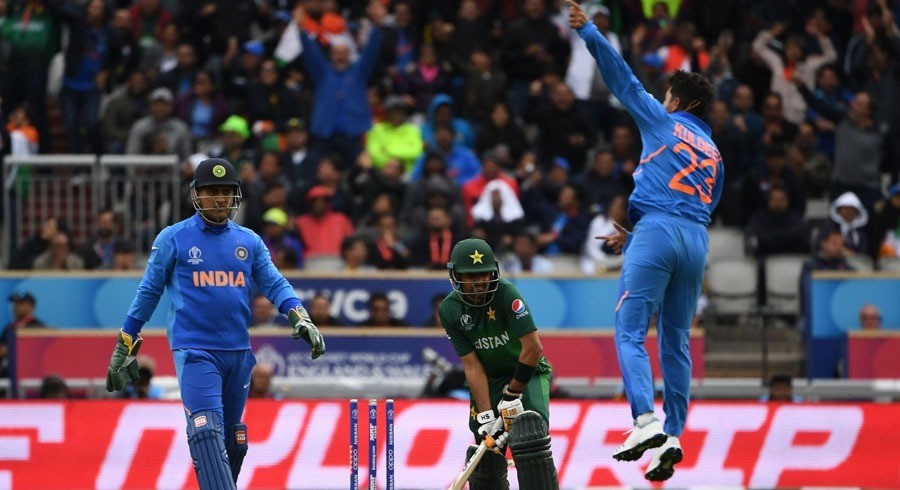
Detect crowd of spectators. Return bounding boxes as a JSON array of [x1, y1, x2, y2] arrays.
[[2, 0, 900, 281]]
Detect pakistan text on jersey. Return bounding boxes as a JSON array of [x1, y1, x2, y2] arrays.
[[473, 331, 510, 350], [192, 270, 247, 287]]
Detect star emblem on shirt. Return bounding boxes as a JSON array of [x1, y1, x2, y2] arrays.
[[469, 250, 484, 264], [487, 307, 496, 321]]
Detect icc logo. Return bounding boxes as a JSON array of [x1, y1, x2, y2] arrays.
[[460, 314, 473, 330], [188, 246, 203, 265]]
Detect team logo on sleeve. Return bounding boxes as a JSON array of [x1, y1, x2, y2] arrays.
[[188, 246, 203, 265], [511, 299, 530, 319], [235, 246, 248, 260], [460, 314, 473, 330]]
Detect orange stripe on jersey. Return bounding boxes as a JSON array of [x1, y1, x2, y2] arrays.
[[639, 145, 667, 165]]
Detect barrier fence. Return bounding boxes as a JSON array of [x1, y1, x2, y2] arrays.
[[0, 400, 898, 489], [2, 155, 180, 267]]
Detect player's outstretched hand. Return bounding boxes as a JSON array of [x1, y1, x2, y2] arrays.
[[597, 221, 630, 254], [567, 0, 588, 30], [289, 306, 326, 359], [476, 410, 508, 453], [105, 330, 143, 392]]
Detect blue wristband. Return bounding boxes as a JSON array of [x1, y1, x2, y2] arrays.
[[279, 297, 303, 316], [122, 315, 144, 337]]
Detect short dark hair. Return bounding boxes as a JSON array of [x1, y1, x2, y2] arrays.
[[769, 374, 793, 388], [369, 292, 389, 307], [667, 70, 713, 117]]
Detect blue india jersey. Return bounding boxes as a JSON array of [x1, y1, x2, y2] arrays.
[[577, 22, 724, 226], [126, 213, 298, 350]]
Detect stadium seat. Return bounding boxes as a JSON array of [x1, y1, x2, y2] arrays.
[[303, 255, 344, 272], [546, 254, 582, 274], [805, 198, 830, 221], [846, 255, 874, 272], [707, 227, 746, 261], [878, 257, 900, 272], [706, 257, 758, 319], [764, 255, 808, 316]]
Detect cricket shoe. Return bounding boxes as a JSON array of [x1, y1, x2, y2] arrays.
[[612, 414, 667, 462], [645, 436, 683, 481]]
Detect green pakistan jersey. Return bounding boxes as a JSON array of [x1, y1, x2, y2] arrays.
[[440, 278, 552, 380]]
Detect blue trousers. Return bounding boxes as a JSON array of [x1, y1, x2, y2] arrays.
[[615, 215, 707, 436], [174, 349, 256, 429]]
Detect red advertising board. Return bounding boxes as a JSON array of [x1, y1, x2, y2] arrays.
[[847, 331, 900, 378], [14, 330, 705, 383], [0, 400, 897, 489]]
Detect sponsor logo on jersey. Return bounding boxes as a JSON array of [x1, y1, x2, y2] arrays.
[[188, 246, 203, 265], [511, 299, 525, 314], [235, 246, 248, 260], [192, 270, 247, 287]]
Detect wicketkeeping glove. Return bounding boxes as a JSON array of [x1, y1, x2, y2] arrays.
[[498, 385, 525, 431], [289, 306, 326, 359], [476, 410, 508, 452], [105, 330, 143, 392]]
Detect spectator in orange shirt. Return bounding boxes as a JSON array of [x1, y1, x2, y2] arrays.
[[295, 185, 355, 258]]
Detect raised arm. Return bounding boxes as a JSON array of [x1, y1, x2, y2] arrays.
[[568, 1, 666, 129], [751, 25, 786, 72]]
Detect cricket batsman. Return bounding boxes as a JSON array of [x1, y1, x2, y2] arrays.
[[440, 238, 559, 489], [104, 158, 325, 489], [570, 0, 723, 481]]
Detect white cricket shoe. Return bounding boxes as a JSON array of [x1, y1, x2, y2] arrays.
[[612, 414, 667, 462], [644, 436, 683, 481]]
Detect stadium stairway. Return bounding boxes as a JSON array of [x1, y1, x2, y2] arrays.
[[704, 320, 805, 378]]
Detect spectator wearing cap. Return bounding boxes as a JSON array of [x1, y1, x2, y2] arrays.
[[246, 58, 308, 132], [210, 115, 255, 174], [222, 38, 265, 100], [1, 293, 44, 378], [875, 184, 900, 258], [102, 70, 150, 154], [526, 81, 594, 173], [299, 1, 386, 168], [125, 87, 192, 161], [152, 42, 199, 98], [462, 149, 520, 226], [280, 118, 317, 189], [740, 144, 807, 226], [173, 68, 229, 144], [365, 95, 423, 172], [261, 207, 305, 269], [59, 0, 110, 155], [295, 185, 355, 258], [410, 123, 481, 185]]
